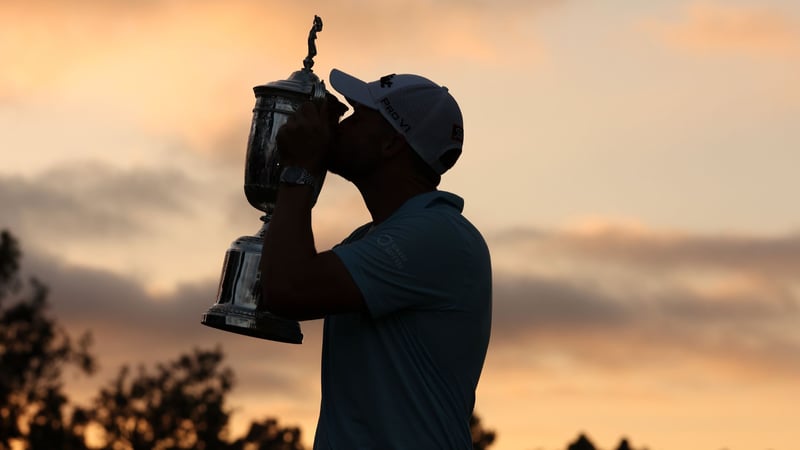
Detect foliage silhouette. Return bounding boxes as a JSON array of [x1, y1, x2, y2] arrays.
[[616, 437, 632, 450], [470, 411, 496, 449], [0, 230, 95, 450], [567, 433, 597, 450], [91, 347, 235, 450], [565, 433, 646, 450], [229, 417, 303, 450]]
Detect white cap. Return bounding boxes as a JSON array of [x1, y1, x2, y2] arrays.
[[329, 69, 464, 175]]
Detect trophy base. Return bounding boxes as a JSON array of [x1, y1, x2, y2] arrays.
[[202, 304, 303, 344]]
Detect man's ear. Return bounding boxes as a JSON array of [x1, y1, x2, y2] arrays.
[[381, 133, 408, 158]]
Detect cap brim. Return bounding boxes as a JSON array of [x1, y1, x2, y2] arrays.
[[330, 69, 376, 108]]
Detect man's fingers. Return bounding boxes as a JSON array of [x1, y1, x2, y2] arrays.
[[294, 98, 344, 128], [325, 92, 348, 117], [318, 100, 330, 124], [293, 101, 323, 128]]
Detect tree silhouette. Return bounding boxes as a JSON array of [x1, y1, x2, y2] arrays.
[[0, 230, 95, 450], [470, 411, 496, 449], [91, 347, 234, 450], [229, 417, 304, 450], [567, 433, 597, 450], [90, 347, 306, 450], [616, 437, 632, 450]]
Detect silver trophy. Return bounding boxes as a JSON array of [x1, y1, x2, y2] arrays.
[[201, 15, 335, 343]]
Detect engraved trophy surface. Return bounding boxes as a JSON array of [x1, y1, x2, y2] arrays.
[[201, 16, 330, 343]]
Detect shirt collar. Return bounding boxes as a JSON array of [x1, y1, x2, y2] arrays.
[[399, 190, 464, 213]]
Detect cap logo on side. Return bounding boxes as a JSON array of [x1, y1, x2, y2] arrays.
[[379, 74, 396, 88], [451, 124, 464, 143], [380, 97, 412, 132]]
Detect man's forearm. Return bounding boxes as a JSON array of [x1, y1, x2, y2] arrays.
[[260, 184, 317, 308]]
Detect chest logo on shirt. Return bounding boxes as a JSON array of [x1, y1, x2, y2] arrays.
[[376, 234, 408, 269]]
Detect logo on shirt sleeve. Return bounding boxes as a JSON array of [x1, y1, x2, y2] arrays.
[[376, 234, 408, 269]]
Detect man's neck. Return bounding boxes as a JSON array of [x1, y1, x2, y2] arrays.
[[355, 172, 435, 225]]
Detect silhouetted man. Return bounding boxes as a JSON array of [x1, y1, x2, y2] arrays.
[[261, 69, 492, 449]]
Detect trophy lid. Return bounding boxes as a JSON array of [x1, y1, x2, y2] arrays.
[[254, 15, 326, 99], [256, 69, 322, 96]]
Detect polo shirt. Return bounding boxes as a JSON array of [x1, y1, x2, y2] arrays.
[[314, 191, 492, 450]]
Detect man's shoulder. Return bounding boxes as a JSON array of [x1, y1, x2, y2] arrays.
[[384, 191, 487, 252], [334, 190, 489, 266], [337, 223, 373, 246]]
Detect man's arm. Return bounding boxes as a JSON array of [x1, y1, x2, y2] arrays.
[[259, 183, 366, 321], [259, 100, 366, 321]]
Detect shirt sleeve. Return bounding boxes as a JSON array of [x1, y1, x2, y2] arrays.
[[332, 210, 473, 318]]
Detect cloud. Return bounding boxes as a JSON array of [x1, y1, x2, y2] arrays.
[[10, 209, 796, 381], [12, 214, 797, 397], [16, 247, 325, 404], [492, 274, 631, 334], [493, 222, 800, 279], [488, 222, 800, 379], [0, 154, 368, 293], [0, 174, 139, 238], [642, 3, 800, 57], [491, 273, 800, 379], [0, 161, 198, 240], [0, 158, 238, 291]]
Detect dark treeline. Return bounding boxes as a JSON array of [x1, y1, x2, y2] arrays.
[[0, 230, 643, 450], [567, 433, 644, 450]]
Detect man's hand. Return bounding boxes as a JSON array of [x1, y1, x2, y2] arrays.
[[276, 95, 347, 176]]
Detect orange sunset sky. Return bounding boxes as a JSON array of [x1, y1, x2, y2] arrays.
[[2, 1, 799, 449]]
